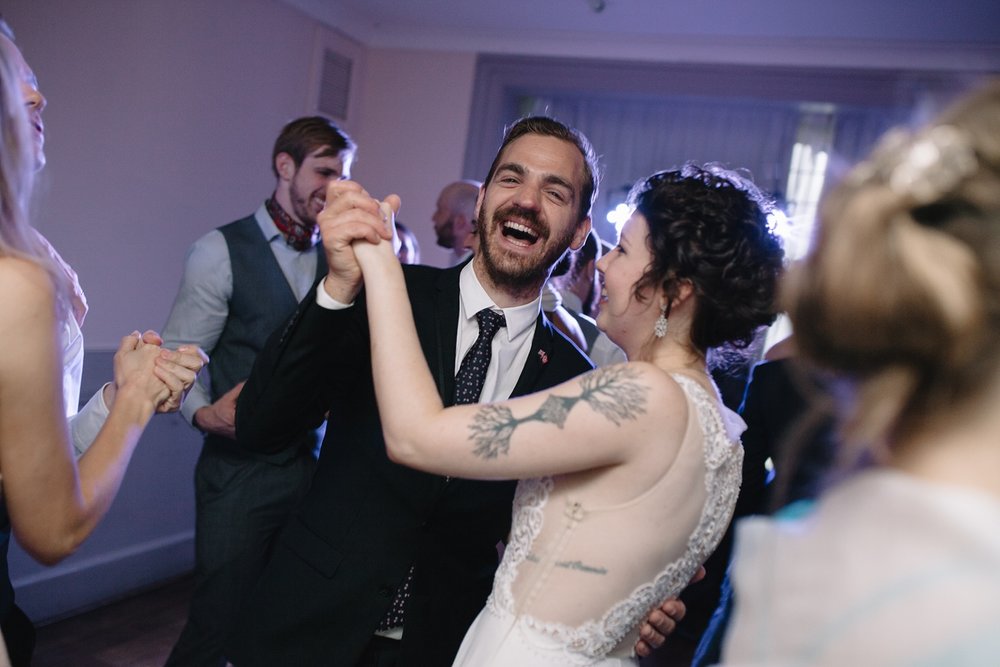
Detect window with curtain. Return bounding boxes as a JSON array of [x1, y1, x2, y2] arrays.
[[464, 54, 962, 240], [522, 92, 801, 243], [462, 54, 972, 362]]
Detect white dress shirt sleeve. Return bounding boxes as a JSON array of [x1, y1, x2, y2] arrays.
[[69, 385, 112, 457], [315, 278, 353, 310]]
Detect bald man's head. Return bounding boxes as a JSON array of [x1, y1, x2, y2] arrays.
[[432, 180, 481, 251]]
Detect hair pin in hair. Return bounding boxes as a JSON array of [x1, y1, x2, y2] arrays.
[[888, 124, 977, 204]]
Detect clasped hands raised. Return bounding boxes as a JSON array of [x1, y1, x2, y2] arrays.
[[316, 180, 402, 304]]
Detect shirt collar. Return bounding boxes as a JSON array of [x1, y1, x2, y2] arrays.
[[459, 261, 540, 342], [560, 289, 584, 313], [255, 200, 320, 251], [254, 203, 283, 242]]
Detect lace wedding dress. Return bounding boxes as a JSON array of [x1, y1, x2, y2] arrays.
[[452, 374, 745, 666]]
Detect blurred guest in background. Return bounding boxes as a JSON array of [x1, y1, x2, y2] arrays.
[[395, 220, 421, 264], [722, 81, 1000, 666], [432, 180, 480, 266]]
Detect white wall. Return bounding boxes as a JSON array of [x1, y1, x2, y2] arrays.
[[351, 48, 476, 268], [0, 0, 477, 623]]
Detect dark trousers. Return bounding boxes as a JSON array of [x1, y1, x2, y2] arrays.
[[166, 443, 315, 667], [1, 604, 35, 667], [357, 636, 402, 667]]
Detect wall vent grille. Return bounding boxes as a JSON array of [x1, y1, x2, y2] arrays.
[[318, 49, 352, 120]]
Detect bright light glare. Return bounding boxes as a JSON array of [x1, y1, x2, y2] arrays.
[[767, 208, 791, 239], [606, 203, 633, 234]]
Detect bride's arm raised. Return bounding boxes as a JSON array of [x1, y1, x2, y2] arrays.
[[352, 207, 684, 482]]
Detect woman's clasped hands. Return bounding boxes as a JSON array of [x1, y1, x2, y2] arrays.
[[106, 329, 208, 415]]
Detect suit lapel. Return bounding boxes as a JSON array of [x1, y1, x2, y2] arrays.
[[412, 265, 462, 406], [509, 313, 556, 399], [418, 264, 558, 403]]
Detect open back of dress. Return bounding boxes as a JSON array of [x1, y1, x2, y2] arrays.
[[453, 373, 744, 666]]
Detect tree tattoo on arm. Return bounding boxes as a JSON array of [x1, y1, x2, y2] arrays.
[[468, 364, 647, 459]]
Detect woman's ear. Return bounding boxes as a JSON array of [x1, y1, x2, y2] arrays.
[[662, 279, 694, 312], [675, 280, 694, 304]]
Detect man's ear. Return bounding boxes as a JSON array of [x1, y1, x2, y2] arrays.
[[472, 186, 486, 224], [275, 152, 296, 181], [569, 217, 593, 252]]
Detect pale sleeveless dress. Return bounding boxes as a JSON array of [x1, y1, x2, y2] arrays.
[[452, 373, 745, 666], [721, 470, 1000, 666]]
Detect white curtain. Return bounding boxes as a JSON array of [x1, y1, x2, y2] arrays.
[[526, 94, 801, 243]]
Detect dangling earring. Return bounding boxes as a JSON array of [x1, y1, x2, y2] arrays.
[[653, 305, 668, 338]]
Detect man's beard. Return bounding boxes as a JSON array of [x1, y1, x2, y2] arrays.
[[289, 180, 319, 229], [477, 204, 576, 294]]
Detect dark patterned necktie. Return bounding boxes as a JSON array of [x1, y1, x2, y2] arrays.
[[375, 308, 506, 632], [453, 308, 507, 405]]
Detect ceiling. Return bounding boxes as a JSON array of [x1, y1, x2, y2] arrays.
[[280, 0, 1000, 68]]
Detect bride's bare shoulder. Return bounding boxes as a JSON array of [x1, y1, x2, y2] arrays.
[[598, 361, 690, 414]]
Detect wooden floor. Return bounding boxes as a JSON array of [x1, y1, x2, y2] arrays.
[[27, 575, 696, 666], [31, 574, 193, 667]]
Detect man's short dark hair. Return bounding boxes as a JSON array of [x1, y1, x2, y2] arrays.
[[483, 116, 601, 222], [271, 116, 356, 177]]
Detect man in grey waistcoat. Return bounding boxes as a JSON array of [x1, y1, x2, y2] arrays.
[[161, 117, 356, 667]]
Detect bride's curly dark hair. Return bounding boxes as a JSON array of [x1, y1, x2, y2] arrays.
[[629, 164, 784, 352]]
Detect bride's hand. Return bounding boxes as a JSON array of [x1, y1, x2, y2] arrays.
[[352, 196, 402, 272]]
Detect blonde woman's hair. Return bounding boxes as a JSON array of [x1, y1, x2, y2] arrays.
[[0, 34, 70, 314], [783, 80, 1000, 458]]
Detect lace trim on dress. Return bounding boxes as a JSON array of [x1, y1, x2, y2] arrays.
[[487, 373, 744, 661], [487, 476, 553, 617]]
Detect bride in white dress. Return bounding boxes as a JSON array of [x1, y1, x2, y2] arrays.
[[353, 164, 784, 666]]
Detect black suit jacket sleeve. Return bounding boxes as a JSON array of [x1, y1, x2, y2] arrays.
[[235, 280, 367, 454]]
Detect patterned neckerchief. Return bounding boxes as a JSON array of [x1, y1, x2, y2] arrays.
[[265, 195, 317, 252]]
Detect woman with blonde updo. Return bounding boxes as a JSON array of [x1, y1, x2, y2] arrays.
[[721, 82, 1000, 665]]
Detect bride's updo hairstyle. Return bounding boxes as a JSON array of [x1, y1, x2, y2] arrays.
[[629, 164, 784, 353], [783, 81, 1000, 452]]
